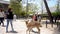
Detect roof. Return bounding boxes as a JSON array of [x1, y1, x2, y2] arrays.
[[0, 0, 10, 4]]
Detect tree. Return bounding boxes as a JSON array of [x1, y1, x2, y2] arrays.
[[10, 0, 22, 18], [51, 0, 60, 24], [17, 0, 22, 3], [23, 3, 39, 14], [0, 3, 3, 8], [43, 0, 53, 27]]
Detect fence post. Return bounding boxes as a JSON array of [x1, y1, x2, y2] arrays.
[[46, 20, 47, 28]]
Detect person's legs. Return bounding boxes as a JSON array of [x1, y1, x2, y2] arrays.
[[6, 19, 9, 32], [1, 18, 4, 26], [1, 20, 4, 26], [10, 19, 14, 31], [0, 18, 4, 26], [2, 17, 4, 26], [0, 18, 2, 25], [0, 20, 1, 25]]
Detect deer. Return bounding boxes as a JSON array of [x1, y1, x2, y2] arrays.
[[25, 20, 42, 34]]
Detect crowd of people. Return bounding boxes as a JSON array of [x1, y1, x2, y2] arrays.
[[0, 8, 17, 33]]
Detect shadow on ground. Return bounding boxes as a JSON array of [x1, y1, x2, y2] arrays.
[[3, 25, 6, 27], [53, 25, 60, 34], [7, 31, 18, 33]]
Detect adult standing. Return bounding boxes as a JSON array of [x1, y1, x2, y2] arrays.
[[0, 8, 5, 26], [6, 8, 14, 32]]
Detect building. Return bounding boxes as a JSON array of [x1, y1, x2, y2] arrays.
[[0, 0, 10, 10]]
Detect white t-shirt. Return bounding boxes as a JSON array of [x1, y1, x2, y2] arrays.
[[13, 15, 16, 19], [0, 12, 5, 17]]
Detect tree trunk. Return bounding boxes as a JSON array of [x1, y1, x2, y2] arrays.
[[43, 0, 53, 27]]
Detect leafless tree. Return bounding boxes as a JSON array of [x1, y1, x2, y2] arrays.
[[43, 0, 53, 27]]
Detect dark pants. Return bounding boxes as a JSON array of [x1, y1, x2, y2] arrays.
[[0, 17, 4, 25], [35, 18, 37, 21]]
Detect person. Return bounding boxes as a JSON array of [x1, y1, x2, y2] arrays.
[[0, 8, 5, 26], [38, 15, 41, 22], [32, 14, 38, 21], [6, 8, 14, 32], [35, 14, 38, 21], [32, 14, 35, 21], [13, 14, 16, 21]]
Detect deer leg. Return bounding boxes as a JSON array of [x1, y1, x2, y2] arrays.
[[26, 28, 29, 34], [29, 30, 30, 34], [37, 27, 40, 34], [29, 27, 32, 34], [26, 28, 31, 34]]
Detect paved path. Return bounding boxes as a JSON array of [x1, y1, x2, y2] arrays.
[[0, 19, 60, 34]]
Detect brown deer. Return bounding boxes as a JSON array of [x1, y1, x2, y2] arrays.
[[25, 20, 42, 34]]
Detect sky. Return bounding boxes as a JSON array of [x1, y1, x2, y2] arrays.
[[4, 0, 57, 13], [47, 0, 57, 7], [4, 0, 57, 7]]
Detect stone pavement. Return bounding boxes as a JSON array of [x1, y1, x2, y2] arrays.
[[0, 19, 60, 34]]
